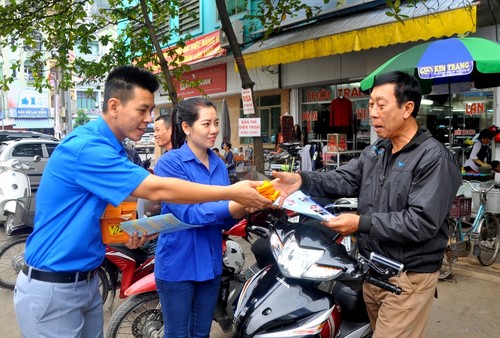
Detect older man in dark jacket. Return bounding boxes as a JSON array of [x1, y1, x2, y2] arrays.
[[273, 71, 461, 338]]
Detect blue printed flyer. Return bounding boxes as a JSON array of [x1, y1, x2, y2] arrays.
[[120, 213, 201, 237]]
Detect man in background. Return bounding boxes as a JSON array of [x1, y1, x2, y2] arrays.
[[154, 114, 172, 151]]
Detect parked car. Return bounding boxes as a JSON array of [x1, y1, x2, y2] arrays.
[[0, 130, 58, 142], [0, 138, 60, 192], [133, 133, 155, 153]]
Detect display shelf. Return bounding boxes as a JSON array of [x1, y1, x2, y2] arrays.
[[324, 150, 362, 167]]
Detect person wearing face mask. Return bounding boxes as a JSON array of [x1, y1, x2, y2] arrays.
[[154, 97, 251, 337]]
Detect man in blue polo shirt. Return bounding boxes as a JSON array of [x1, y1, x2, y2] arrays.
[[13, 65, 271, 338]]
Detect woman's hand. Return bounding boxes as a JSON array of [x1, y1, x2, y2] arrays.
[[229, 180, 273, 209]]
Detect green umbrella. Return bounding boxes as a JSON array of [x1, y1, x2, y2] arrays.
[[360, 37, 500, 94]]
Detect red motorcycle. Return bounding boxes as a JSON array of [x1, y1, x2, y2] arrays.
[[100, 244, 156, 305], [105, 209, 285, 338]]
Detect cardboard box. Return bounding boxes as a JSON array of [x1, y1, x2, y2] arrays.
[[100, 202, 137, 244], [327, 133, 347, 151]]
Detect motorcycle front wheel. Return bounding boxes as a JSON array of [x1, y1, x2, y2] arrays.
[[106, 291, 163, 338], [477, 213, 500, 266], [0, 235, 28, 289]]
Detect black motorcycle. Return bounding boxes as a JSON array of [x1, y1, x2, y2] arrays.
[[232, 213, 403, 338]]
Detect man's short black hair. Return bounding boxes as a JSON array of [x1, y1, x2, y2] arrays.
[[372, 71, 422, 118], [103, 65, 160, 112], [155, 114, 172, 127]]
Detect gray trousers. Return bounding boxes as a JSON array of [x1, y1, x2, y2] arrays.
[[14, 269, 104, 338]]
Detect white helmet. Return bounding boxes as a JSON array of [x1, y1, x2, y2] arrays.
[[223, 240, 245, 273]]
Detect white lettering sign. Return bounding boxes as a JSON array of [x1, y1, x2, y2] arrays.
[[238, 118, 261, 137]]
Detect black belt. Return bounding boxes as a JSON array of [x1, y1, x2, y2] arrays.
[[22, 264, 96, 283]]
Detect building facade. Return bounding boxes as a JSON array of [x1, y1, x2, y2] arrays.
[[151, 0, 500, 167]]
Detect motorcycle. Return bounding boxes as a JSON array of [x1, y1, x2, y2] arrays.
[[0, 156, 40, 235], [105, 210, 283, 338], [232, 213, 403, 338], [100, 244, 155, 310]]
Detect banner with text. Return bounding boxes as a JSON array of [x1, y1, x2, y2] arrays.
[[241, 88, 255, 115], [239, 118, 261, 137]]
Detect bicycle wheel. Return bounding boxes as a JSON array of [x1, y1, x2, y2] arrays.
[[477, 213, 500, 266], [439, 218, 460, 280], [106, 291, 162, 338], [0, 235, 28, 289]]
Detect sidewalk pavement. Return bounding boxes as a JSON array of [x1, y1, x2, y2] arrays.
[[1, 234, 498, 337]]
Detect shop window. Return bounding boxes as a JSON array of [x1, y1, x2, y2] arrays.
[[418, 90, 493, 165], [301, 84, 368, 149]]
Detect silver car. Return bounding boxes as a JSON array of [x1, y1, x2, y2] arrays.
[[0, 138, 59, 192]]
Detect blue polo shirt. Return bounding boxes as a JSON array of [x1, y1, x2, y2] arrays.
[[154, 143, 234, 282], [24, 117, 150, 272]]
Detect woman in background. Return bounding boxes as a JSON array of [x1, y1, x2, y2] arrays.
[[464, 128, 493, 173], [222, 141, 235, 174], [154, 97, 248, 337]]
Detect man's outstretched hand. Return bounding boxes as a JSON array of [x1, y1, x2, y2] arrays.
[[271, 171, 302, 205]]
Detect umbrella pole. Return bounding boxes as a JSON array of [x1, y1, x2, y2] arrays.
[[448, 83, 453, 146]]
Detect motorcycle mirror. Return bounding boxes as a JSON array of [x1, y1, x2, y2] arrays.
[[32, 155, 41, 163]]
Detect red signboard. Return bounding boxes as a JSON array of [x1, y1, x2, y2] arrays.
[[174, 64, 227, 98], [151, 31, 227, 71]]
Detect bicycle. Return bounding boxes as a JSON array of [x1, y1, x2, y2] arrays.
[[439, 180, 500, 279]]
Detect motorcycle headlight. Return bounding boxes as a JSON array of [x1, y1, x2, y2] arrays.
[[270, 233, 342, 281]]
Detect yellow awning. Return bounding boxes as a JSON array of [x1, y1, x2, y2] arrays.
[[242, 5, 477, 70]]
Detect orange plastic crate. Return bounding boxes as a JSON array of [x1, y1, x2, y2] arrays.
[[100, 202, 137, 244]]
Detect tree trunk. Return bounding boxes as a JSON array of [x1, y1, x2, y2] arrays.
[[215, 0, 265, 174]]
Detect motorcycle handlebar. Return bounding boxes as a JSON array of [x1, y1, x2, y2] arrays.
[[366, 276, 402, 295]]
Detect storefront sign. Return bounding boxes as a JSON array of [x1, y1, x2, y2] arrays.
[[150, 31, 227, 70], [241, 89, 255, 115], [8, 87, 50, 118], [454, 129, 476, 136], [173, 64, 226, 98], [337, 87, 368, 99], [301, 111, 318, 121], [303, 86, 367, 103], [356, 108, 368, 119], [418, 61, 473, 79], [465, 102, 485, 115], [238, 118, 261, 137], [304, 88, 331, 102]]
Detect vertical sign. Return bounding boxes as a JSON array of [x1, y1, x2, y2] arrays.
[[241, 88, 255, 115], [238, 118, 261, 137]]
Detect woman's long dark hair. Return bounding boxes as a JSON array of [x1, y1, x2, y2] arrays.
[[170, 97, 217, 149]]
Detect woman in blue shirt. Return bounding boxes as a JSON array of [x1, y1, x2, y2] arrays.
[[154, 97, 248, 337]]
